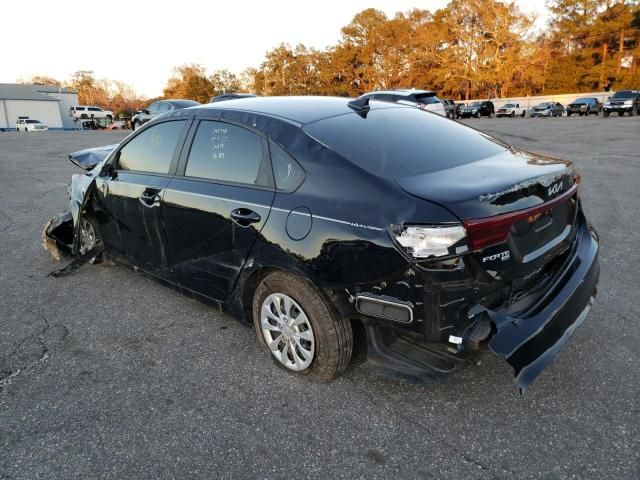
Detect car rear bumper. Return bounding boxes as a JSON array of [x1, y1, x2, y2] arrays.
[[476, 219, 599, 391], [359, 214, 599, 391]]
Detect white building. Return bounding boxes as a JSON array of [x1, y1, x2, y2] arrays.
[[0, 83, 79, 130]]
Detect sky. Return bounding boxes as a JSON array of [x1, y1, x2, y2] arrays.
[[2, 0, 549, 98]]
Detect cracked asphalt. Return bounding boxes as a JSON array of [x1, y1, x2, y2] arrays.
[[1, 116, 639, 479]]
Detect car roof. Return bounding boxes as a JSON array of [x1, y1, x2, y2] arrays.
[[189, 96, 405, 125], [362, 89, 436, 97]]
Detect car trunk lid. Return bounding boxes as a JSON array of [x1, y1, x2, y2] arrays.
[[396, 148, 579, 280]]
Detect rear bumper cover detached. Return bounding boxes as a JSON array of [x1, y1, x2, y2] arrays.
[[476, 221, 599, 391], [363, 219, 599, 392]]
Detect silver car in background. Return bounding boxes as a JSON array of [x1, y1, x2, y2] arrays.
[[131, 99, 200, 130]]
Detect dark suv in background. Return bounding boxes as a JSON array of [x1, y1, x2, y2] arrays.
[[566, 98, 602, 116], [603, 90, 640, 116], [458, 101, 495, 118]]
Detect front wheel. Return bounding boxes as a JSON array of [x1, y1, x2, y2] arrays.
[[78, 216, 105, 264], [253, 271, 353, 382], [604, 111, 610, 117]]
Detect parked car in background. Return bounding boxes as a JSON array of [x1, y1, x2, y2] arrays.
[[15, 118, 48, 132], [131, 99, 201, 130], [566, 98, 602, 116], [529, 102, 565, 117], [603, 90, 640, 116], [455, 102, 467, 118], [70, 106, 113, 121], [458, 101, 495, 118], [210, 93, 257, 103], [441, 99, 458, 118], [495, 102, 526, 118], [44, 96, 599, 392], [359, 89, 446, 116]]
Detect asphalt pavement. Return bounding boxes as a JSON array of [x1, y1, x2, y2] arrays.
[[1, 116, 639, 479]]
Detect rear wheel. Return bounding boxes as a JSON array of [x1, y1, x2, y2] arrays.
[[253, 271, 353, 382]]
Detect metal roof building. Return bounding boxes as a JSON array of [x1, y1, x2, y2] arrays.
[[0, 83, 79, 130]]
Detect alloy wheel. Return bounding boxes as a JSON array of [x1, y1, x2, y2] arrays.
[[79, 218, 97, 255], [260, 293, 315, 371]]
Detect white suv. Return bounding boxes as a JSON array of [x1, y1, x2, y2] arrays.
[[70, 106, 113, 121], [16, 118, 48, 132]]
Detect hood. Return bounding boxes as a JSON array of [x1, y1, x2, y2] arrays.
[[395, 148, 575, 220], [68, 144, 118, 170]]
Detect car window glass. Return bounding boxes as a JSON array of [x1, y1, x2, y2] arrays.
[[185, 120, 269, 186], [89, 107, 100, 112], [117, 120, 186, 174], [415, 93, 440, 105], [157, 102, 170, 112], [269, 140, 304, 191], [304, 108, 507, 177], [147, 103, 159, 113]]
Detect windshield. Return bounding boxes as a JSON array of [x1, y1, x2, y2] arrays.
[[575, 98, 593, 103], [469, 102, 482, 107], [612, 91, 638, 99], [537, 103, 552, 108], [503, 104, 515, 108], [304, 106, 507, 178], [26, 120, 40, 124]]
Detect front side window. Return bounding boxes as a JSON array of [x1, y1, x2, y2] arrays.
[[88, 107, 101, 112], [117, 120, 186, 174], [185, 120, 270, 186]]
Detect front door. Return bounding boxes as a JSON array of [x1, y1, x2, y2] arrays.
[[162, 119, 275, 301], [96, 119, 189, 273]]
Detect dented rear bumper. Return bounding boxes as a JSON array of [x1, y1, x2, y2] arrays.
[[479, 219, 599, 391]]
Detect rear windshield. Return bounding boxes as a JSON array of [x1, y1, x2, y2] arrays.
[[612, 90, 638, 99], [414, 93, 440, 105], [304, 106, 507, 178], [170, 100, 200, 108]]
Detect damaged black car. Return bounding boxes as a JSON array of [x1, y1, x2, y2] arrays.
[[44, 96, 599, 391]]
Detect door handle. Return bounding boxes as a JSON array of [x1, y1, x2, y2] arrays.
[[231, 208, 261, 226], [139, 190, 161, 208]]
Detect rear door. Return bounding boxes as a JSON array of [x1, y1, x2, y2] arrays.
[[93, 119, 190, 273], [162, 118, 275, 301]]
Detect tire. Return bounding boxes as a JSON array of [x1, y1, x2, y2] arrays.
[[253, 271, 353, 382], [78, 215, 104, 264], [510, 112, 515, 118], [604, 111, 610, 117], [80, 114, 88, 119], [631, 108, 637, 117], [132, 121, 142, 131]]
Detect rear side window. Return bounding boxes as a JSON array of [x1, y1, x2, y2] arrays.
[[269, 140, 304, 191], [414, 93, 441, 105], [185, 120, 271, 186], [117, 120, 186, 174], [88, 107, 101, 112], [304, 107, 507, 177]]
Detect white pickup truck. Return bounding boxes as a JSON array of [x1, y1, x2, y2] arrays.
[[69, 106, 113, 121], [495, 102, 527, 118]]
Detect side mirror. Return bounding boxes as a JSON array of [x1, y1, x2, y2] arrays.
[[143, 109, 150, 115]]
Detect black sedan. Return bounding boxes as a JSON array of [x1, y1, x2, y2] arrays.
[[44, 97, 599, 391]]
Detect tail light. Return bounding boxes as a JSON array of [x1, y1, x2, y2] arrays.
[[463, 181, 579, 251]]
